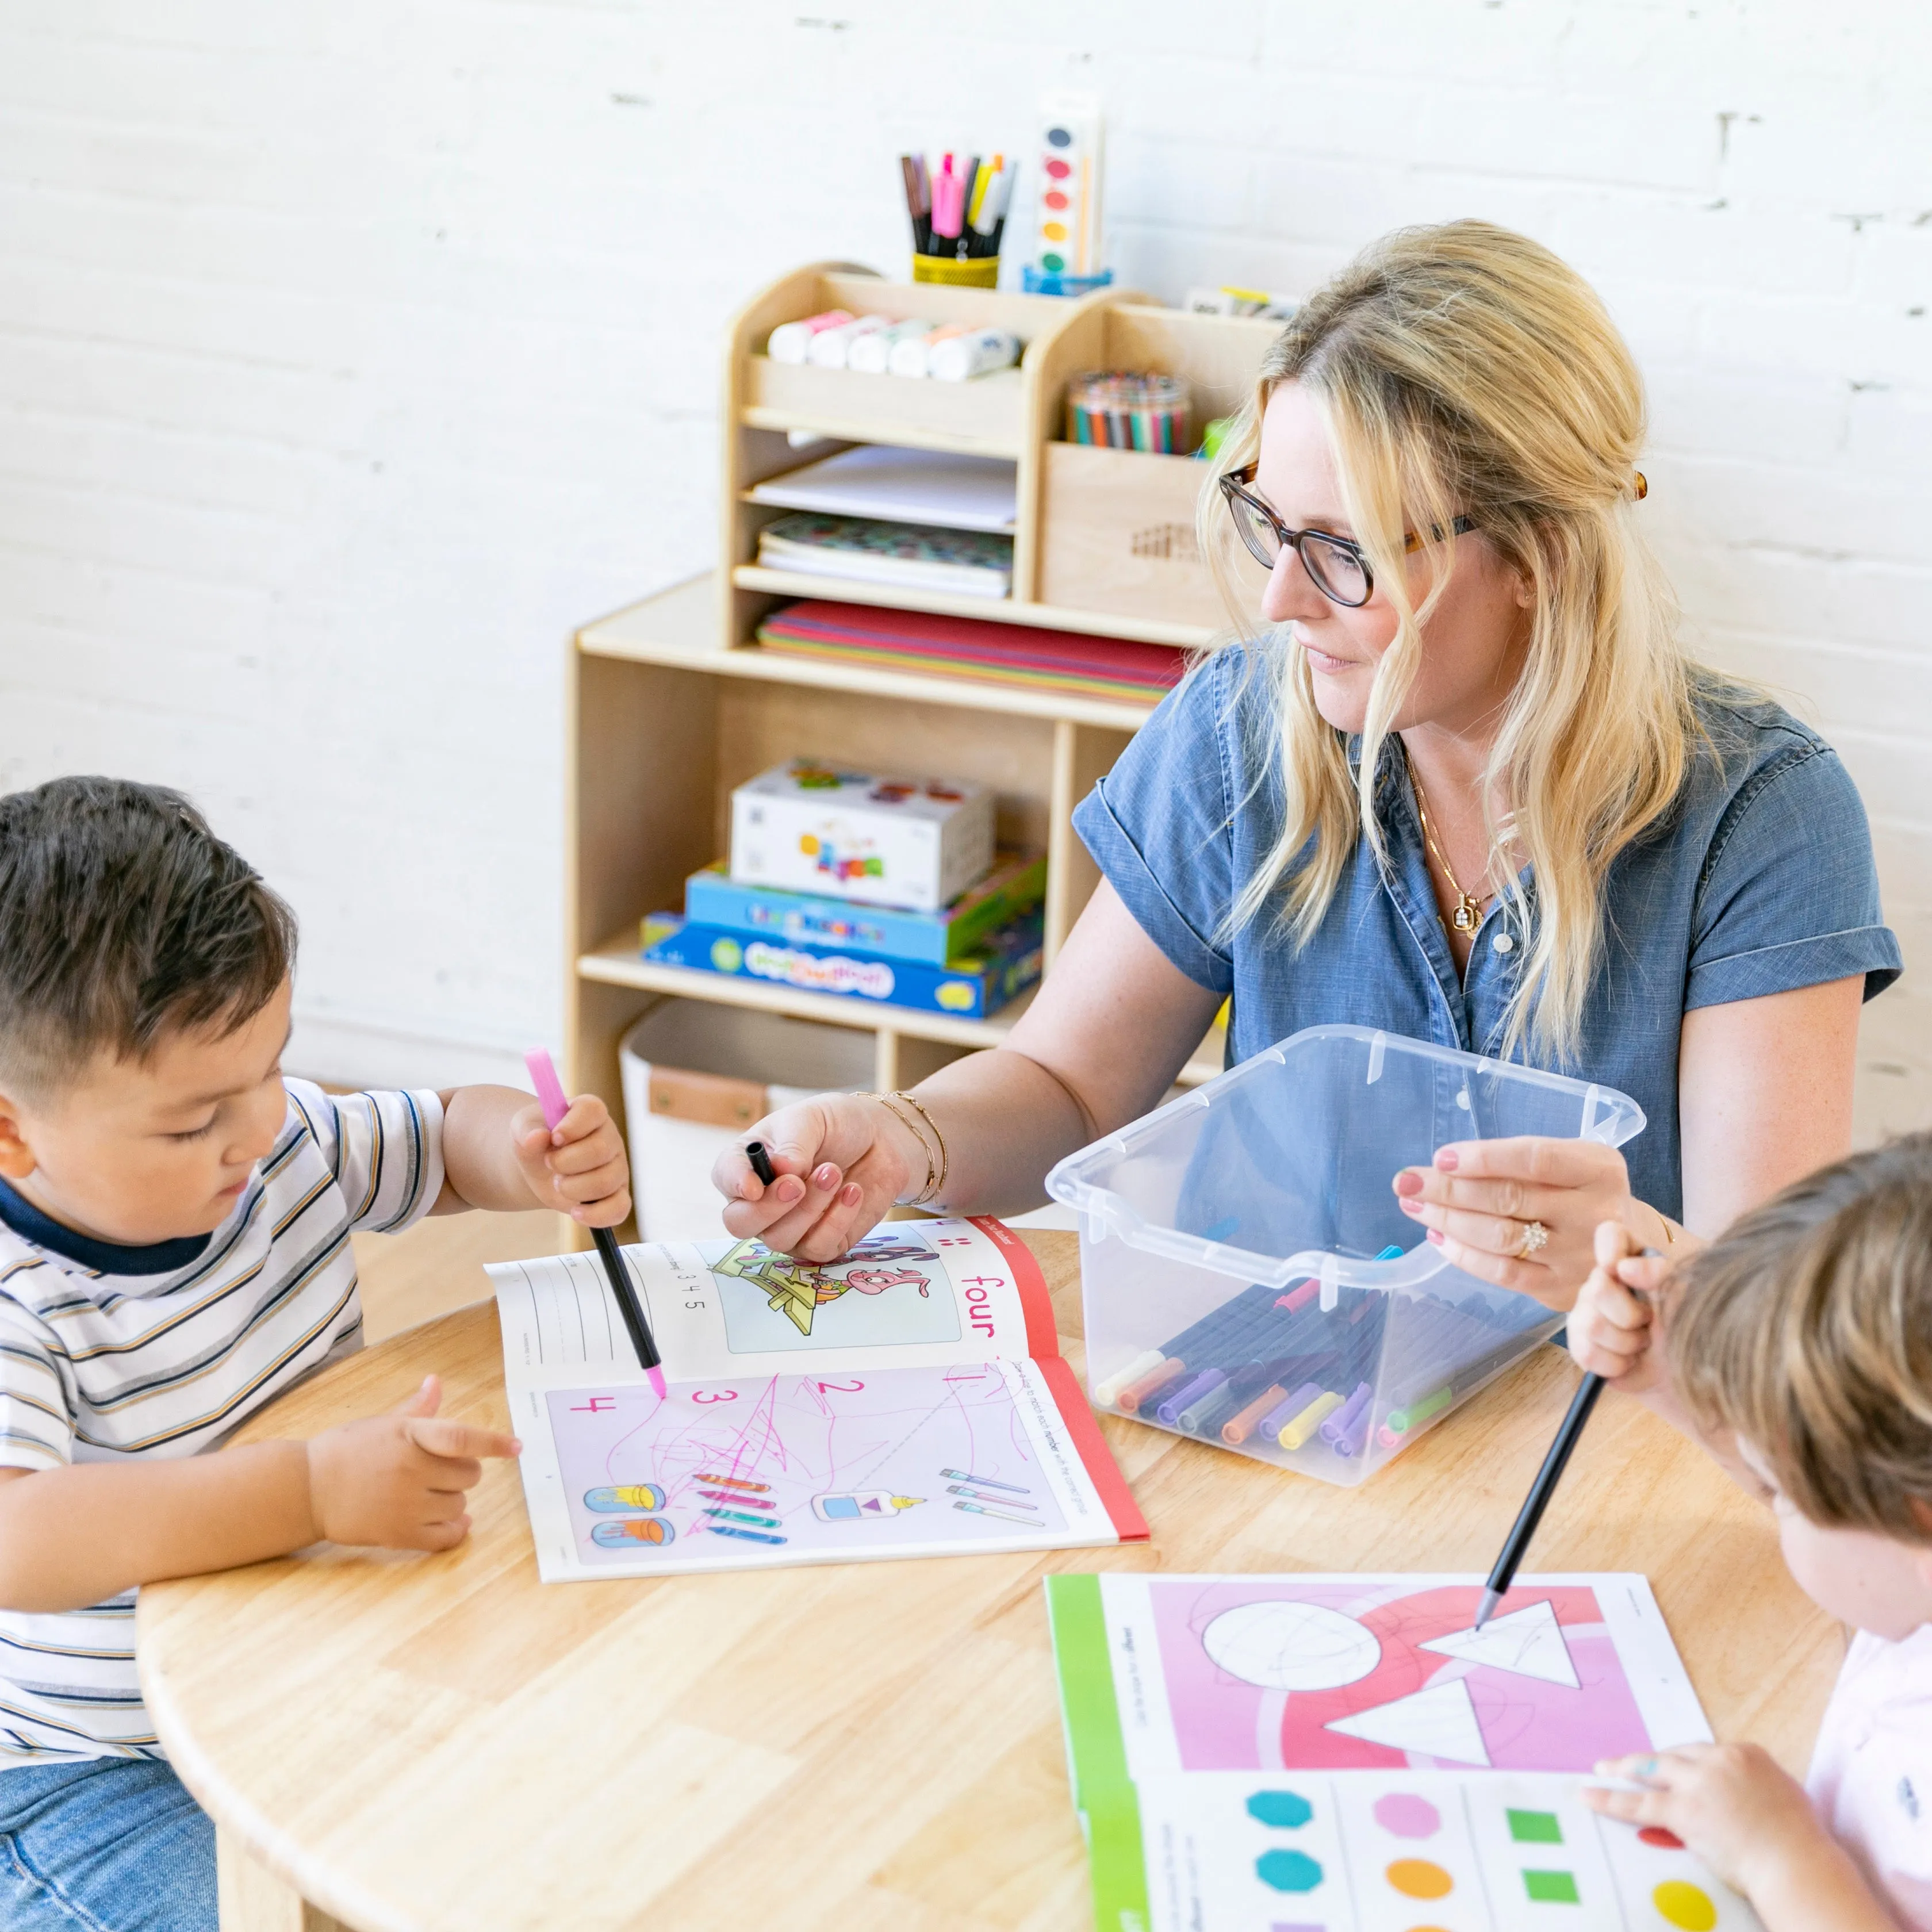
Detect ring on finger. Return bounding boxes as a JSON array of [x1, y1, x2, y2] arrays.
[[1516, 1218, 1550, 1259]]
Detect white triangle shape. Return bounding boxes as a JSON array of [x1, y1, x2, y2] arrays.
[[1419, 1598, 1580, 1689], [1324, 1677, 1492, 1767]]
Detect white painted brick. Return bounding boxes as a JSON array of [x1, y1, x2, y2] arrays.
[[1, 0, 1928, 1128]]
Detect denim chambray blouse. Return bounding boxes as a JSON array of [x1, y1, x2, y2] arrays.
[[1073, 646, 1902, 1222]]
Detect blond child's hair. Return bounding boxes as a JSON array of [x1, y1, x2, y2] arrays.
[[1666, 1133, 1932, 1539], [1199, 219, 1700, 1063]]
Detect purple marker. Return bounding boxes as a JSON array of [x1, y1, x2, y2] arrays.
[[1326, 1381, 1376, 1456], [1155, 1368, 1228, 1427], [526, 1048, 665, 1399], [1320, 1381, 1374, 1447], [1257, 1381, 1325, 1446]]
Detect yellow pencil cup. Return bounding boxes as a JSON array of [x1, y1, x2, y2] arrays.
[[913, 254, 999, 288]]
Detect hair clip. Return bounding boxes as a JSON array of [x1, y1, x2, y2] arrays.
[[1632, 470, 1649, 500]]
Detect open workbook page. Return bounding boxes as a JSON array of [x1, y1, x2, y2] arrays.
[[487, 1217, 1145, 1581], [1046, 1571, 1764, 1931]]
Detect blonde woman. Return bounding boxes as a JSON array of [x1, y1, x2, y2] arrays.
[[715, 221, 1899, 1308]]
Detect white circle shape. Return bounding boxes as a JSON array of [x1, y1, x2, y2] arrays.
[[1201, 1601, 1382, 1691]]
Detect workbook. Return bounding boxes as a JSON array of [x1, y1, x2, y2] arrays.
[[485, 1218, 1146, 1581], [1047, 1571, 1764, 1930]]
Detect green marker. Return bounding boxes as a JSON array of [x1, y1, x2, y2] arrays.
[[1386, 1385, 1455, 1434]]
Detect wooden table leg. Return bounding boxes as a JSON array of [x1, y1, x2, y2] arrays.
[[216, 1826, 348, 1932]]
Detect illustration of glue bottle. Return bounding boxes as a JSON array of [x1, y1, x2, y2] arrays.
[[811, 1490, 924, 1522]]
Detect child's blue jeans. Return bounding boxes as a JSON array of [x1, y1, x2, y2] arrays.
[[0, 1758, 215, 1932]]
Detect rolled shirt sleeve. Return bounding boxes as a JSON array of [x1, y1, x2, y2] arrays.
[[292, 1082, 448, 1236], [1686, 739, 1903, 1011], [1072, 656, 1241, 995]]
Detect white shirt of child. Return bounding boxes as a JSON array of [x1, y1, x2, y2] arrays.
[[0, 1079, 443, 1766], [1808, 1621, 1932, 1930]]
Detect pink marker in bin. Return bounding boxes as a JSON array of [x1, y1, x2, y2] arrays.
[[525, 1049, 665, 1398]]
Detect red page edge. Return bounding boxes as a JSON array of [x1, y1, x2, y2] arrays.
[[969, 1214, 1061, 1360], [1036, 1354, 1150, 1543]]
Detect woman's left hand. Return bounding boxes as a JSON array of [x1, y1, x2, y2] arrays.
[[1392, 1136, 1655, 1311]]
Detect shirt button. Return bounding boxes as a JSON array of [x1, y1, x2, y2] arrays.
[[1493, 932, 1515, 954]]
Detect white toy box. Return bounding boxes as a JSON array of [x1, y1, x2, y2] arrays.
[[728, 758, 995, 913]]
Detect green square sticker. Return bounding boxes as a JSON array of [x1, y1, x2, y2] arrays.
[[1508, 1808, 1565, 1845], [1523, 1869, 1582, 1904]]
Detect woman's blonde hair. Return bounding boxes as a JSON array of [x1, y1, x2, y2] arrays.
[[1199, 220, 1696, 1062], [1666, 1133, 1932, 1540]]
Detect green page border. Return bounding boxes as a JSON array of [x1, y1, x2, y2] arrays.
[[1045, 1575, 1151, 1932]]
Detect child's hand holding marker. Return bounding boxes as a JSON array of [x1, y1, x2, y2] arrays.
[[1585, 1747, 1900, 1930], [1568, 1218, 1678, 1394], [510, 1088, 630, 1227]]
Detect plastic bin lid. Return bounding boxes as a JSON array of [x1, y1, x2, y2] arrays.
[[1044, 1023, 1644, 1294]]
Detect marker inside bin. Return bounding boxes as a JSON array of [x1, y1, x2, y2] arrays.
[[1045, 1023, 1643, 1486]]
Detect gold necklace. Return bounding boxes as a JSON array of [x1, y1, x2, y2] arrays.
[[1410, 768, 1492, 934]]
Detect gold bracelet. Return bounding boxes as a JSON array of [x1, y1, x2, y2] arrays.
[[890, 1090, 949, 1201], [871, 1093, 938, 1206]]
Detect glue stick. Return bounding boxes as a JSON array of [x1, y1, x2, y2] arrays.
[[889, 321, 969, 379], [766, 309, 856, 364], [849, 319, 936, 375], [807, 313, 892, 369], [928, 327, 1021, 382]]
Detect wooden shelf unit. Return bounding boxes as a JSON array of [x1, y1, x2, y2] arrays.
[[566, 267, 1276, 1209]]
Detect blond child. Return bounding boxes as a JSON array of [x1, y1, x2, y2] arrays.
[[1571, 1133, 1932, 1930]]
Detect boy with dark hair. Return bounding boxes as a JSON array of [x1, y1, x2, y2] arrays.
[[0, 777, 630, 1932]]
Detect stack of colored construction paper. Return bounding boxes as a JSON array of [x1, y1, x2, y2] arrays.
[[752, 600, 1190, 704]]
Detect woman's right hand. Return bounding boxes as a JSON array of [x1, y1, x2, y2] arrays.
[[711, 1092, 918, 1262]]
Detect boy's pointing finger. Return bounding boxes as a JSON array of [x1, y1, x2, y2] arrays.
[[404, 1417, 522, 1462]]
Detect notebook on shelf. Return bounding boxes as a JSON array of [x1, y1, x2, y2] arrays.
[[752, 600, 1191, 703], [755, 511, 1013, 599]]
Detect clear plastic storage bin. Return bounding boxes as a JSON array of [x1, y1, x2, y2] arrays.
[[1044, 1025, 1644, 1486]]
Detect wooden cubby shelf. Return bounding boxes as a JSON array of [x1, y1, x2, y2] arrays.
[[566, 264, 1277, 1211]]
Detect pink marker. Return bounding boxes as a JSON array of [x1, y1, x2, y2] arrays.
[[525, 1049, 665, 1398]]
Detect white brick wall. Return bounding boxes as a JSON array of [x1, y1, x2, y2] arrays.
[[1, 0, 1927, 1132]]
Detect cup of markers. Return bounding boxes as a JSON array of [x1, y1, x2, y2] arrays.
[[1067, 371, 1191, 454], [903, 150, 1014, 289]]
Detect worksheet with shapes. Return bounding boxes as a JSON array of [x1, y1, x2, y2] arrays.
[[1048, 1572, 1758, 1932]]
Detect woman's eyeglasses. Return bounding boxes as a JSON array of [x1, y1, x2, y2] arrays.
[[1217, 462, 1474, 608]]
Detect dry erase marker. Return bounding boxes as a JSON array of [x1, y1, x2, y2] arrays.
[[939, 1468, 1028, 1492], [745, 1141, 779, 1187], [525, 1049, 665, 1398], [766, 309, 854, 363], [1094, 1349, 1165, 1406], [946, 1484, 1038, 1509], [953, 1500, 1038, 1527]]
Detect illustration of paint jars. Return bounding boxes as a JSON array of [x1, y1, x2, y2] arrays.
[[591, 1517, 676, 1547], [584, 1483, 666, 1513]]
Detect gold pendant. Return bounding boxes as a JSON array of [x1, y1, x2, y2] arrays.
[[1452, 896, 1481, 933]]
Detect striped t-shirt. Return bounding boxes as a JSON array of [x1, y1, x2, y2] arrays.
[[0, 1079, 444, 1765]]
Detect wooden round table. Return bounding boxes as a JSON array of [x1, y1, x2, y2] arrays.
[[139, 1230, 1841, 1932]]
